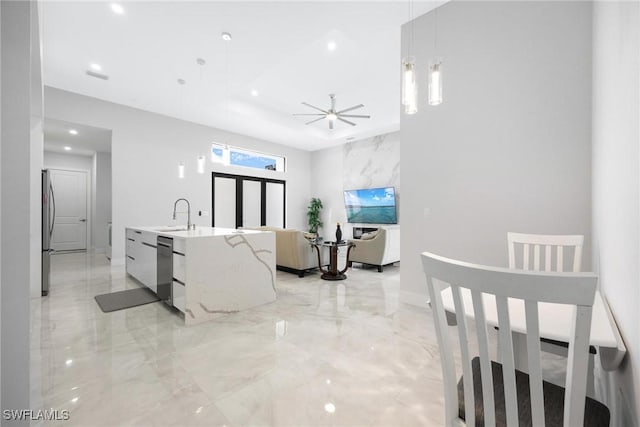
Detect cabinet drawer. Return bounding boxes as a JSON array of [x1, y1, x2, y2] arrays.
[[172, 281, 185, 313], [126, 228, 139, 241], [173, 253, 186, 283], [126, 239, 137, 258], [173, 238, 186, 255], [141, 231, 157, 247]]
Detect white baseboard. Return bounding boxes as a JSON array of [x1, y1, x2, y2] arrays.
[[399, 290, 430, 308]]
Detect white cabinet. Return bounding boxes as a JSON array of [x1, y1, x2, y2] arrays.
[[125, 228, 158, 293], [172, 241, 186, 313], [172, 280, 186, 313]]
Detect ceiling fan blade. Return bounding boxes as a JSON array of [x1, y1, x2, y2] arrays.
[[302, 102, 329, 114], [339, 114, 371, 119], [336, 104, 364, 114], [305, 116, 326, 125], [293, 113, 325, 116], [329, 120, 334, 130], [338, 117, 357, 126]]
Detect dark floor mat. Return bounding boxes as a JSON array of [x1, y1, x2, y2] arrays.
[[95, 287, 160, 313]]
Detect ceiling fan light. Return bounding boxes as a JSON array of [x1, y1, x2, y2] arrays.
[[327, 113, 337, 121]]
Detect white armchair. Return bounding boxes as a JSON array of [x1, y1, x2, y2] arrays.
[[348, 226, 400, 272]]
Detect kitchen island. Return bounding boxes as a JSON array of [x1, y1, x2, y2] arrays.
[[125, 226, 276, 325]]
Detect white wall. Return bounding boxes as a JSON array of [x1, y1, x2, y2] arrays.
[[400, 1, 593, 305], [310, 131, 400, 239], [29, 0, 43, 301], [1, 0, 38, 417], [44, 87, 311, 264], [592, 1, 640, 425], [310, 145, 344, 237], [44, 150, 92, 170], [92, 152, 112, 253]]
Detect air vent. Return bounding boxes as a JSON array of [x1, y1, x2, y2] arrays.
[[86, 70, 109, 80]]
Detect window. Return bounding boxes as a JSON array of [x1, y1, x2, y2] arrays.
[[211, 143, 285, 172]]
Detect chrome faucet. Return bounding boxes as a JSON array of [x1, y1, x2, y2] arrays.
[[172, 198, 193, 230]]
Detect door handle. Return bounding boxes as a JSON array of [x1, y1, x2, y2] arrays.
[[79, 219, 87, 222]]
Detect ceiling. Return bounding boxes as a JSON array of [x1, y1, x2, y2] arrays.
[[41, 1, 438, 152], [43, 118, 112, 156]]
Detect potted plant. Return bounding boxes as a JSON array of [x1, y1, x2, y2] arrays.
[[307, 198, 323, 237]]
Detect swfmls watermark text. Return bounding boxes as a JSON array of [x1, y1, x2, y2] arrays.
[[3, 409, 70, 421]]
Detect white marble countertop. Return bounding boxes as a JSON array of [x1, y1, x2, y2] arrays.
[[128, 226, 269, 239]]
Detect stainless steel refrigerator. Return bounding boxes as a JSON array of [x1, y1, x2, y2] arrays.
[[42, 170, 55, 296]]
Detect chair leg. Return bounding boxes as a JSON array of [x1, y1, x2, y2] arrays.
[[377, 265, 383, 272], [298, 271, 305, 278], [348, 261, 352, 267]]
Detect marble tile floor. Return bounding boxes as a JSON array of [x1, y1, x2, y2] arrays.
[[30, 252, 566, 427]]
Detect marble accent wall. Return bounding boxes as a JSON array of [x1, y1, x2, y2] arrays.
[[310, 131, 400, 239], [343, 132, 400, 199]]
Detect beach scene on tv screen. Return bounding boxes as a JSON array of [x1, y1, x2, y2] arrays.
[[344, 187, 397, 224]]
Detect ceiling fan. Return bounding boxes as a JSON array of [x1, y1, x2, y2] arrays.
[[293, 94, 370, 130]]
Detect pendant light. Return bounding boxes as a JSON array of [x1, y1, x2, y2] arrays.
[[428, 60, 442, 106], [197, 156, 205, 174], [428, 8, 443, 106], [177, 78, 186, 178], [402, 58, 418, 114], [401, 0, 418, 115]]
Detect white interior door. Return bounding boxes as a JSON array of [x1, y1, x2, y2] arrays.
[[51, 169, 88, 251]]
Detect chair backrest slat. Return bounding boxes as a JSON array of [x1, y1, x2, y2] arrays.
[[545, 245, 552, 272], [495, 295, 518, 425], [425, 276, 459, 424], [471, 289, 496, 426], [533, 244, 541, 270], [451, 286, 476, 427], [525, 300, 546, 426], [507, 232, 584, 273], [564, 305, 593, 427], [557, 246, 564, 272], [421, 251, 597, 427]]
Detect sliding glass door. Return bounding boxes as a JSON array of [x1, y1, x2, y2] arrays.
[[212, 172, 286, 228]]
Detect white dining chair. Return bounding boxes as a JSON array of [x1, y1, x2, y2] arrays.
[[422, 251, 610, 426], [506, 232, 595, 394], [507, 232, 584, 273]]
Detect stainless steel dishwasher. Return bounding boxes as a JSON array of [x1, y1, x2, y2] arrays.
[[157, 235, 173, 306]]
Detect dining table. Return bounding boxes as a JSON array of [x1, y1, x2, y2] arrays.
[[439, 286, 626, 378]]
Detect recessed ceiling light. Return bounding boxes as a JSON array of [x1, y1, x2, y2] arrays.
[[221, 32, 232, 41], [251, 90, 259, 97], [111, 3, 124, 14], [69, 129, 78, 135], [327, 41, 337, 51], [64, 146, 72, 151], [177, 78, 186, 85], [90, 63, 102, 71], [196, 58, 206, 66]]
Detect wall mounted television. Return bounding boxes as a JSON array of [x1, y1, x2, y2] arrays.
[[343, 187, 397, 224]]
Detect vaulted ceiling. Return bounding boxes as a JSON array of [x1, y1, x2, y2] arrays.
[[42, 1, 438, 151]]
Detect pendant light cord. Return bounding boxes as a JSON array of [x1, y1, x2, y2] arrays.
[[434, 6, 438, 56]]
